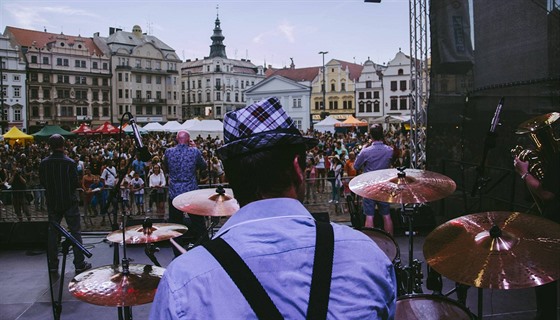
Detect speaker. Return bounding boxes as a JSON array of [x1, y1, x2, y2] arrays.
[[0, 221, 49, 250]]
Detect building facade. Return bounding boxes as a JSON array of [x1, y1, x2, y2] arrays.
[[181, 15, 265, 119], [355, 59, 386, 122], [0, 34, 28, 133], [382, 51, 413, 118], [94, 25, 182, 124], [4, 26, 111, 131], [310, 59, 362, 123], [245, 75, 313, 131]]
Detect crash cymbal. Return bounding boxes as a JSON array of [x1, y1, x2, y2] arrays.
[[515, 112, 559, 134], [349, 168, 456, 204], [424, 211, 560, 290], [69, 264, 165, 306], [106, 223, 187, 244], [172, 186, 239, 217]]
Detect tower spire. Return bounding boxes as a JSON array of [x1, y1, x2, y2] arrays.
[[209, 9, 227, 59]]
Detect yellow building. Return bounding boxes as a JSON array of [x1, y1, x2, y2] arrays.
[[311, 59, 363, 123]]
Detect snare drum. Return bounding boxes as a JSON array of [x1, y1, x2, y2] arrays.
[[359, 227, 400, 263], [396, 294, 475, 320]]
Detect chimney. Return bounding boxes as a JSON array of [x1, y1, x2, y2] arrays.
[[109, 27, 115, 35], [94, 32, 100, 37]]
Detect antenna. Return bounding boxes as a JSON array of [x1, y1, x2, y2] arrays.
[[216, 4, 219, 18]]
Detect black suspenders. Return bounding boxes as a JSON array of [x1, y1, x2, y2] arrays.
[[202, 221, 335, 320]]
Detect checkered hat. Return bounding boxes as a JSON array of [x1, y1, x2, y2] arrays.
[[216, 97, 318, 160]]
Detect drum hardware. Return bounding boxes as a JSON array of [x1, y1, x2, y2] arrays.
[[172, 185, 239, 217], [424, 211, 560, 319], [396, 294, 475, 320]]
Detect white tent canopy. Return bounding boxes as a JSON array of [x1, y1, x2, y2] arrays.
[[123, 124, 148, 134], [370, 115, 410, 124], [142, 122, 165, 132], [162, 120, 183, 132], [181, 119, 201, 130], [188, 120, 224, 139], [313, 116, 341, 133]]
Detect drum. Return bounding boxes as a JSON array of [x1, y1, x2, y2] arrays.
[[359, 227, 400, 263], [396, 294, 475, 320]]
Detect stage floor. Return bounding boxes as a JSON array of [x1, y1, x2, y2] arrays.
[[0, 229, 557, 320]]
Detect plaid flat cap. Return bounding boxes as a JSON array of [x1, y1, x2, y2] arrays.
[[216, 97, 318, 160]]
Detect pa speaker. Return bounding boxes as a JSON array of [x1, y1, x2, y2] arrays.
[[0, 221, 49, 250]]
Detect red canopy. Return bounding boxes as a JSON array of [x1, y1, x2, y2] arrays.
[[93, 121, 120, 134], [72, 123, 94, 135]]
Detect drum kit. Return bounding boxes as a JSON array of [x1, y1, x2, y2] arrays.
[[350, 167, 560, 319], [67, 186, 238, 319]]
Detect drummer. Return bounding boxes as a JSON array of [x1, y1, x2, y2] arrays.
[[150, 97, 397, 319]]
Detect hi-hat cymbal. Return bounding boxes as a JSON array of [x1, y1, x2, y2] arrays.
[[424, 211, 560, 290], [106, 223, 187, 244], [349, 168, 456, 204], [69, 264, 165, 306], [172, 186, 239, 216], [515, 112, 559, 134]]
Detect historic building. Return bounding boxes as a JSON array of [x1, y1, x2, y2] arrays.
[[310, 59, 362, 123], [94, 25, 182, 124], [4, 26, 111, 131], [0, 33, 28, 133], [382, 51, 413, 117], [181, 15, 265, 119], [355, 58, 386, 122]]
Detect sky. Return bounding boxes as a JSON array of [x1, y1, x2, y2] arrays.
[[1, 0, 411, 68]]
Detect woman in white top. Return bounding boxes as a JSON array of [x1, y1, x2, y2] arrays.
[[149, 165, 166, 214], [314, 151, 327, 193], [328, 155, 343, 204]]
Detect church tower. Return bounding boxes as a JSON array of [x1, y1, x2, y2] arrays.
[[208, 12, 227, 59]]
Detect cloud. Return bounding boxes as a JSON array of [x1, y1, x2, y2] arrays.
[[4, 4, 99, 30], [252, 21, 296, 44]]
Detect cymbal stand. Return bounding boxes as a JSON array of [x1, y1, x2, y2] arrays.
[[399, 204, 423, 295], [142, 218, 161, 267], [115, 212, 134, 320]]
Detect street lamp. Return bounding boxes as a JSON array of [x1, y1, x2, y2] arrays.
[[318, 51, 328, 118]]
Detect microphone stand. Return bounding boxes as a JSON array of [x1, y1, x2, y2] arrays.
[[48, 221, 93, 320]]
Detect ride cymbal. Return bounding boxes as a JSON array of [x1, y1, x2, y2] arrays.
[[424, 211, 560, 289], [69, 264, 165, 306], [172, 186, 239, 217], [106, 223, 187, 244], [349, 168, 456, 204]]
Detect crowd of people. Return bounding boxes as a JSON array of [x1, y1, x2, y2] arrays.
[[0, 123, 414, 223]]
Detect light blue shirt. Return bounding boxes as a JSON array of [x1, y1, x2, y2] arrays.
[[150, 198, 397, 319], [354, 141, 394, 173]]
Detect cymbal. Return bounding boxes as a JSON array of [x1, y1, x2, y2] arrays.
[[106, 223, 187, 244], [172, 186, 239, 216], [68, 264, 165, 306], [349, 168, 456, 204], [515, 112, 559, 134], [424, 211, 560, 289]]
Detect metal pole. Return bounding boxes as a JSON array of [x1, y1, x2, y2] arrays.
[[318, 51, 328, 119], [0, 56, 4, 133]]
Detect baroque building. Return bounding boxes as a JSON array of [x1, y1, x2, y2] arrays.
[[181, 15, 265, 119], [310, 59, 362, 123], [355, 58, 386, 122], [4, 26, 111, 130], [0, 33, 28, 133], [382, 51, 412, 117], [94, 25, 182, 124]]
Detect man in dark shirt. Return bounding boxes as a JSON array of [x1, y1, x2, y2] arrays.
[[163, 130, 207, 256], [40, 134, 91, 274]]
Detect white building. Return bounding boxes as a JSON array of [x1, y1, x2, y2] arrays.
[[245, 75, 312, 131], [94, 25, 182, 124], [382, 50, 413, 118], [355, 58, 386, 122], [0, 34, 27, 133], [181, 15, 265, 119]]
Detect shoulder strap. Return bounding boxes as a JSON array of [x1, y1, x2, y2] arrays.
[[203, 221, 334, 320], [203, 238, 284, 320]]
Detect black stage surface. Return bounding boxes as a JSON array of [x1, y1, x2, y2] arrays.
[[0, 229, 557, 320]]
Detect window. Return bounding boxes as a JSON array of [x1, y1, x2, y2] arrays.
[[76, 76, 87, 85], [226, 92, 230, 102], [358, 101, 364, 113], [136, 106, 142, 115], [235, 93, 239, 102], [102, 91, 109, 101], [75, 60, 81, 68], [43, 57, 49, 65], [198, 80, 202, 88], [125, 89, 129, 99], [103, 107, 109, 117], [216, 78, 221, 88], [146, 91, 152, 99], [156, 91, 162, 99], [92, 77, 99, 86], [146, 106, 153, 115], [31, 89, 39, 99], [31, 56, 38, 63], [44, 89, 50, 99], [76, 106, 87, 116], [43, 73, 50, 82], [92, 62, 98, 69], [155, 61, 161, 70], [146, 75, 152, 84], [206, 92, 211, 102], [57, 75, 70, 83], [118, 89, 123, 99], [366, 92, 372, 99], [391, 81, 397, 91], [64, 59, 69, 66], [44, 106, 52, 117], [374, 101, 380, 112], [341, 83, 346, 91], [136, 90, 142, 99], [293, 118, 302, 130], [366, 81, 372, 88], [136, 59, 141, 68], [293, 98, 302, 108], [93, 107, 99, 117], [399, 97, 408, 110], [156, 76, 162, 84], [119, 105, 124, 114], [103, 78, 109, 86], [32, 106, 39, 117], [216, 92, 221, 101], [398, 69, 404, 75], [400, 80, 407, 91], [93, 91, 99, 101], [374, 91, 380, 99], [198, 92, 202, 102], [156, 106, 162, 115], [146, 60, 151, 69], [61, 106, 73, 117], [57, 89, 70, 98], [57, 58, 62, 66], [136, 75, 142, 83], [390, 96, 398, 110], [12, 86, 20, 98], [118, 73, 123, 82], [366, 101, 372, 113], [315, 101, 321, 110], [30, 74, 39, 82], [102, 63, 108, 70]]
